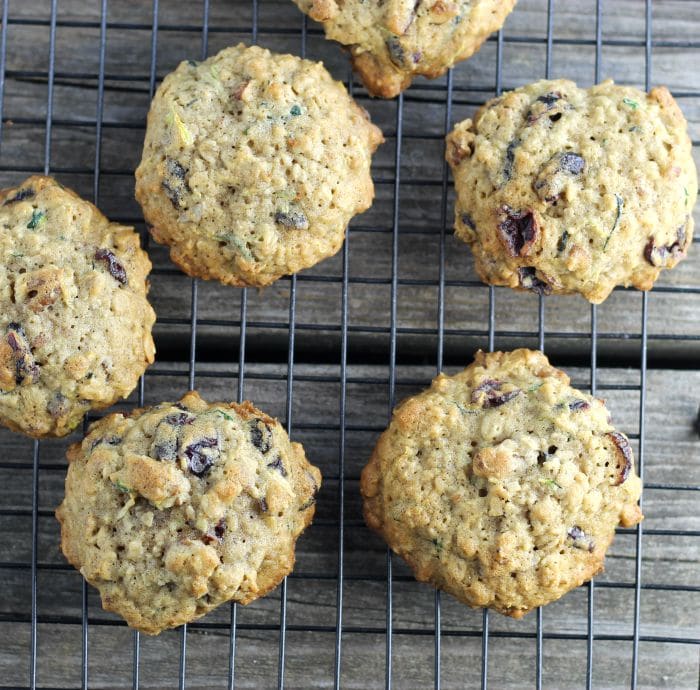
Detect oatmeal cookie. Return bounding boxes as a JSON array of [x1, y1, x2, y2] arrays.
[[0, 176, 155, 437], [56, 391, 321, 634], [292, 0, 517, 98], [135, 44, 382, 287], [446, 79, 697, 303], [361, 349, 643, 617]]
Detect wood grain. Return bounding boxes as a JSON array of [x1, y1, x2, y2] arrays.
[[0, 0, 698, 688]]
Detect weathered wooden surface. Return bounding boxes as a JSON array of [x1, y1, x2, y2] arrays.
[[0, 364, 699, 689], [0, 0, 699, 365], [0, 0, 699, 688]]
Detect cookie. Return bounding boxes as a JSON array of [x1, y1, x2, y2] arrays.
[[292, 0, 517, 98], [0, 176, 155, 438], [361, 349, 643, 618], [135, 44, 383, 287], [56, 391, 321, 634], [446, 79, 697, 303]]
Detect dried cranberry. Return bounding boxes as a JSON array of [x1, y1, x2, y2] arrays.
[[165, 412, 195, 427], [162, 158, 190, 208], [250, 420, 272, 454], [557, 230, 569, 253], [538, 92, 561, 106], [503, 138, 521, 181], [90, 435, 121, 450], [6, 323, 39, 385], [471, 379, 521, 408], [567, 526, 595, 552], [518, 267, 550, 296], [527, 92, 564, 124], [203, 517, 227, 544], [4, 187, 35, 204], [460, 213, 476, 231], [644, 222, 687, 267], [569, 399, 590, 412], [183, 437, 219, 476], [386, 38, 406, 66], [267, 456, 287, 477], [607, 431, 632, 484], [94, 248, 127, 285], [497, 207, 538, 257]]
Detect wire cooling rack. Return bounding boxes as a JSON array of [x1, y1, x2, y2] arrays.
[[0, 0, 699, 688]]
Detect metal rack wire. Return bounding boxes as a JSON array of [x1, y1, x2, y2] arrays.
[[0, 0, 698, 688]]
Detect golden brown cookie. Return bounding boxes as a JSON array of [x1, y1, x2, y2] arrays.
[[135, 44, 382, 287], [0, 176, 155, 437], [56, 391, 321, 634], [361, 349, 643, 617], [446, 79, 697, 303], [292, 0, 517, 98]]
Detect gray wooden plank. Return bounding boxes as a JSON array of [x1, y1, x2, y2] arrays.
[[0, 363, 697, 688], [0, 0, 698, 688]]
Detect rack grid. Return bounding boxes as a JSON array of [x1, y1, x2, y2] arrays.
[[0, 0, 698, 688]]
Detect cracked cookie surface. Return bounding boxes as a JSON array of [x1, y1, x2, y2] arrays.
[[361, 349, 643, 617], [446, 79, 697, 303], [292, 0, 517, 98], [57, 391, 321, 634], [0, 176, 155, 437], [135, 44, 382, 287]]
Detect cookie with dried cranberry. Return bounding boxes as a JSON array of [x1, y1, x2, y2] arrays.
[[292, 0, 517, 98], [0, 176, 155, 437], [135, 44, 382, 287], [446, 79, 697, 303], [56, 391, 321, 634], [361, 349, 643, 618]]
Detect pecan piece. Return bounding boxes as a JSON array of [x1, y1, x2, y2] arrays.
[[471, 379, 521, 408], [448, 138, 473, 166], [232, 79, 250, 100]]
